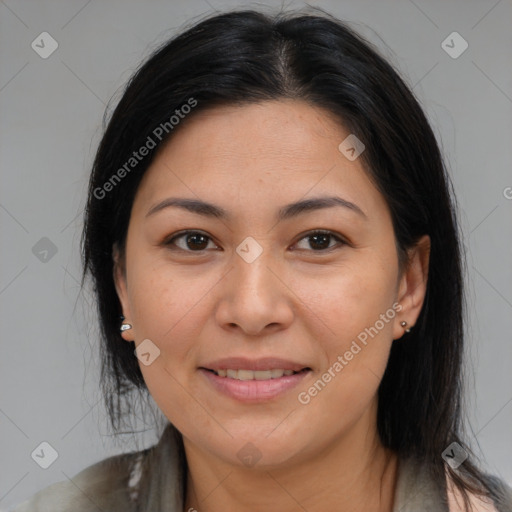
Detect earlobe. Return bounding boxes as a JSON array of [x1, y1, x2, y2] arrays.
[[394, 235, 431, 340], [112, 243, 134, 341]]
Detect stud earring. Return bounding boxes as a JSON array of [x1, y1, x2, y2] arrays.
[[400, 321, 411, 333], [120, 322, 132, 332]]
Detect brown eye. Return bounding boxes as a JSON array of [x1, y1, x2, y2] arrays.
[[165, 231, 217, 252], [293, 230, 346, 252]]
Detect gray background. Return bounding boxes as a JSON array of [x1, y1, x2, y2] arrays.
[[1, 0, 511, 509]]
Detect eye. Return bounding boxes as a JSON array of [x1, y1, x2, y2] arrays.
[[163, 229, 347, 253], [164, 230, 218, 252], [293, 230, 346, 252]]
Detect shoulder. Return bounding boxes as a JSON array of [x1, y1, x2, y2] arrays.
[[10, 448, 148, 512], [394, 456, 512, 512], [446, 470, 512, 512]]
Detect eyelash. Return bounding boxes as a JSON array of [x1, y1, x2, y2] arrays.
[[163, 229, 347, 254]]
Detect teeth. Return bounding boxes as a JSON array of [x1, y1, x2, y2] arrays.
[[213, 369, 301, 380], [238, 369, 258, 381]]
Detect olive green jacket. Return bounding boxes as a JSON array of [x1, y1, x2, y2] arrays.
[[10, 423, 512, 512]]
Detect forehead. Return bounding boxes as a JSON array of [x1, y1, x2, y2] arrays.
[[160, 99, 347, 161], [132, 100, 387, 221]]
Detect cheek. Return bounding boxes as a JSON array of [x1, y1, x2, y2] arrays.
[[299, 256, 398, 338], [127, 257, 231, 402], [129, 257, 208, 340], [293, 273, 397, 430], [297, 257, 398, 390], [126, 262, 198, 377]]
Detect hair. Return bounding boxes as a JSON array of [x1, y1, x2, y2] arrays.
[[80, 6, 508, 511]]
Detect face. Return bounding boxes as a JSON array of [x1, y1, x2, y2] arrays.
[[114, 99, 429, 469]]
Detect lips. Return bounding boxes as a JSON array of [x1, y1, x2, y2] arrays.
[[199, 367, 311, 402], [200, 356, 310, 374], [198, 357, 312, 401]]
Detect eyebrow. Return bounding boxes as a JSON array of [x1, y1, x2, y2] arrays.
[[145, 195, 367, 221]]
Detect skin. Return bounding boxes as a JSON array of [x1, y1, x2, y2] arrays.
[[113, 99, 430, 512]]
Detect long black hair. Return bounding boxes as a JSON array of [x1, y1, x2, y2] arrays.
[[80, 7, 508, 510]]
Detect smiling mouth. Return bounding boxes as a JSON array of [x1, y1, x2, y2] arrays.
[[202, 368, 311, 380]]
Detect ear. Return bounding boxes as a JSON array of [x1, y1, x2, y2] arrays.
[[393, 235, 430, 340], [113, 243, 134, 342]]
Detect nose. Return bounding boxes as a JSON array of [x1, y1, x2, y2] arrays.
[[214, 248, 294, 336]]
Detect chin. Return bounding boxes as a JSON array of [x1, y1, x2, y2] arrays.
[[220, 432, 310, 470]]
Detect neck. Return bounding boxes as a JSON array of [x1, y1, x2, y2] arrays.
[[182, 403, 399, 512]]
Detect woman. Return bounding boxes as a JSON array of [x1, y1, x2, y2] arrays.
[[11, 7, 512, 512]]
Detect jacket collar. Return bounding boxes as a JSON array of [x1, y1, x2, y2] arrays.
[[136, 423, 184, 511]]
